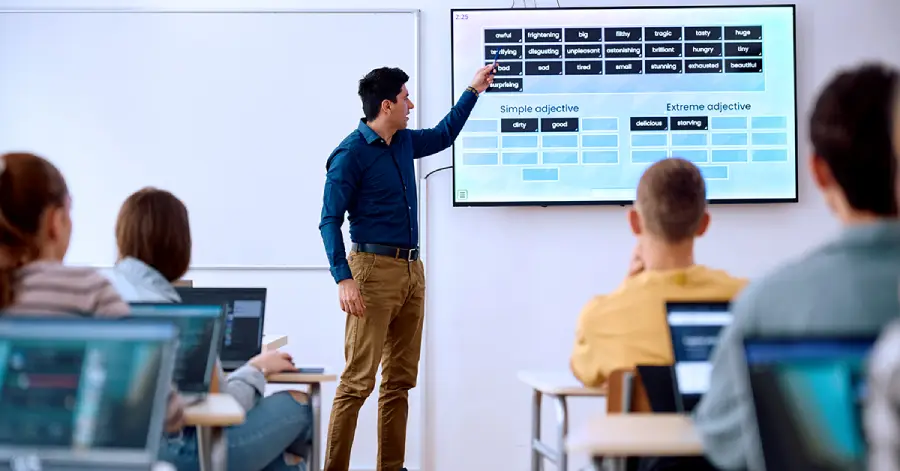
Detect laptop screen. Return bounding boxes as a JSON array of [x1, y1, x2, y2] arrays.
[[744, 337, 874, 471], [0, 319, 176, 462], [666, 301, 731, 395], [175, 288, 266, 369], [127, 303, 225, 393]]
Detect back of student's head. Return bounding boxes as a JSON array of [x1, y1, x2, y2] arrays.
[[0, 152, 70, 309], [116, 187, 191, 282], [633, 158, 707, 243], [810, 62, 899, 216]]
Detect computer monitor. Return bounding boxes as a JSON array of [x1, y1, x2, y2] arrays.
[[743, 336, 875, 471], [174, 288, 267, 370], [0, 317, 177, 470], [665, 301, 731, 408], [126, 303, 225, 396]]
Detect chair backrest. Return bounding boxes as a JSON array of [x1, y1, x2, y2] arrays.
[[606, 368, 652, 414]]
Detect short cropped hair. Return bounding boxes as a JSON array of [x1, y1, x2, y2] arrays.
[[115, 187, 191, 282], [358, 67, 409, 121], [636, 158, 707, 243], [810, 63, 898, 216]]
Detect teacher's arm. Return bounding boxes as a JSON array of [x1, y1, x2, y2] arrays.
[[319, 147, 361, 284], [409, 65, 495, 158]]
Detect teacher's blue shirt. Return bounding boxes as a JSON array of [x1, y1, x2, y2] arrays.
[[320, 89, 478, 283]]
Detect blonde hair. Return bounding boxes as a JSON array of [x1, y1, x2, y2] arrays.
[[636, 158, 707, 243]]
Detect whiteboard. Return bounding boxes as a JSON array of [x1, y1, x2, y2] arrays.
[[0, 9, 419, 267]]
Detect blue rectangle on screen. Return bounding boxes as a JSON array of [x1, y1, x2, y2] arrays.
[[542, 135, 579, 148], [751, 116, 787, 129], [582, 118, 618, 131], [582, 151, 619, 164], [676, 150, 708, 163], [502, 152, 539, 165], [711, 133, 748, 146], [463, 153, 498, 165], [582, 134, 619, 148], [522, 168, 558, 181], [542, 152, 578, 164], [671, 133, 707, 146], [752, 132, 788, 146], [710, 117, 747, 130], [712, 149, 748, 163], [631, 134, 668, 147], [752, 149, 789, 162], [502, 135, 539, 148], [699, 166, 728, 179], [465, 119, 499, 133], [463, 136, 498, 150], [632, 150, 667, 164]]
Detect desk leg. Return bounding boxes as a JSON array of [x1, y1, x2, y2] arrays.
[[196, 426, 220, 471], [310, 383, 322, 471], [531, 389, 543, 471], [553, 395, 568, 471]]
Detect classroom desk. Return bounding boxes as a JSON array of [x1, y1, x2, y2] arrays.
[[518, 371, 608, 471], [267, 372, 338, 471], [184, 393, 247, 471], [567, 414, 703, 467], [263, 334, 288, 351]]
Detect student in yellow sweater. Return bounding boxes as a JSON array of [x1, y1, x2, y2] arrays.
[[571, 157, 747, 387]]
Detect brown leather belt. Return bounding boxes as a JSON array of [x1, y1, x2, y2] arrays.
[[352, 243, 419, 261]]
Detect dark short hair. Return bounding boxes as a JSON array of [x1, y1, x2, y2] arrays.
[[358, 67, 409, 121], [636, 158, 707, 243], [810, 63, 899, 216], [0, 152, 69, 309], [116, 187, 191, 282]]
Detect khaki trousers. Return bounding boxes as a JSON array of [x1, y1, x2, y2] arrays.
[[324, 251, 425, 471]]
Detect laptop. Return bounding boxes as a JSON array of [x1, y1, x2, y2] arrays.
[[0, 317, 178, 471], [127, 303, 226, 404], [743, 336, 874, 471], [175, 288, 267, 371], [662, 301, 732, 412]]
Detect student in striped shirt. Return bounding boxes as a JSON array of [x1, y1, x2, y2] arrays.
[[106, 187, 313, 471], [0, 152, 129, 316], [0, 152, 185, 434]]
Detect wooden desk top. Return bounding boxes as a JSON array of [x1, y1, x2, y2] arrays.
[[262, 335, 288, 351], [518, 370, 608, 397], [184, 393, 246, 427], [567, 414, 703, 457], [267, 372, 338, 384]]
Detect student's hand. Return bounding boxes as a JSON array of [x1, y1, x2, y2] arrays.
[[627, 244, 645, 277], [338, 278, 366, 317], [469, 64, 496, 93], [249, 350, 296, 375], [165, 390, 186, 434]]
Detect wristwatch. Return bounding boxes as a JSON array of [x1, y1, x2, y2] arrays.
[[466, 86, 479, 96]]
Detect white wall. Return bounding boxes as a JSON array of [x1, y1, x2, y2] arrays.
[[6, 0, 900, 470]]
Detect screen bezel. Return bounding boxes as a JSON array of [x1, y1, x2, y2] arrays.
[[449, 4, 799, 207]]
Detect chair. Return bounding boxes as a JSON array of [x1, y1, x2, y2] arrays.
[[601, 369, 652, 471]]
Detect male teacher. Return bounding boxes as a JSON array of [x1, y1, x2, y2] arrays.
[[319, 64, 494, 471]]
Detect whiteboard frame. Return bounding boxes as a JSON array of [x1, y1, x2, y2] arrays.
[[0, 7, 421, 271]]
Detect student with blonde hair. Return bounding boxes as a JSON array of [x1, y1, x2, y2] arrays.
[[106, 187, 314, 471], [570, 157, 746, 388]]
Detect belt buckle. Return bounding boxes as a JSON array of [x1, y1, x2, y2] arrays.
[[407, 248, 417, 262]]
